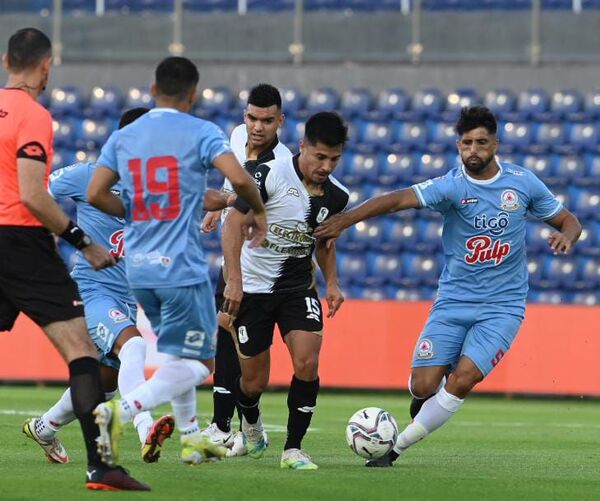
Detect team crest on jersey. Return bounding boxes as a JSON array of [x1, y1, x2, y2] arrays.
[[316, 207, 329, 223], [238, 326, 249, 344], [416, 339, 434, 359], [108, 309, 127, 323], [500, 190, 519, 211]]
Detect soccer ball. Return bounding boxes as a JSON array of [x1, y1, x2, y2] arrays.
[[345, 407, 398, 459]]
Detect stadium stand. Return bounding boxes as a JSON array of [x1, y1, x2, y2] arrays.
[[47, 85, 599, 304]]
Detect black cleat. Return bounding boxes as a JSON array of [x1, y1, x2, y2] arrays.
[[365, 452, 397, 468], [85, 464, 151, 491], [409, 395, 434, 419]]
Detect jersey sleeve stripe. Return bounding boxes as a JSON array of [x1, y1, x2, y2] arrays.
[[411, 185, 426, 208]]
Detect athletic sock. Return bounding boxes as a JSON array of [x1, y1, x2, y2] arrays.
[[211, 326, 240, 433], [68, 356, 104, 466], [234, 377, 261, 425], [39, 388, 75, 439], [172, 388, 200, 435], [393, 387, 464, 455], [133, 412, 154, 444], [284, 376, 319, 450], [117, 336, 147, 395]]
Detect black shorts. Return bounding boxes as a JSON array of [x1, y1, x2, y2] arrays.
[[232, 288, 323, 358], [0, 226, 84, 330]]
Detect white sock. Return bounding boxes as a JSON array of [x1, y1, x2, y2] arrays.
[[118, 336, 147, 395], [118, 356, 210, 424], [172, 388, 200, 436], [134, 411, 154, 444], [393, 387, 464, 455], [39, 388, 76, 439]]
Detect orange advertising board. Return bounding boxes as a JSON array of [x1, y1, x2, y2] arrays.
[[1, 301, 599, 396]]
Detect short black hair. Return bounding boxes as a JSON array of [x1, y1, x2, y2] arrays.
[[6, 28, 51, 71], [154, 57, 199, 101], [455, 105, 497, 136], [118, 107, 150, 129], [247, 83, 282, 110], [304, 111, 348, 148]]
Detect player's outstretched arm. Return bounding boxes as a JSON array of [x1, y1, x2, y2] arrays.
[[87, 166, 125, 217], [315, 239, 344, 318], [213, 152, 266, 247], [220, 208, 246, 317], [545, 208, 582, 255], [314, 187, 420, 242]]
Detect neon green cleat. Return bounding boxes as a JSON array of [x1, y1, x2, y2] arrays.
[[22, 417, 69, 464], [241, 416, 267, 459], [180, 435, 227, 465], [93, 400, 123, 466], [280, 449, 318, 470]]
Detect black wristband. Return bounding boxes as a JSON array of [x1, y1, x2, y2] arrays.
[[59, 221, 92, 250]]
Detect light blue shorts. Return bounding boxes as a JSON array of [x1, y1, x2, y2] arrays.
[[411, 298, 524, 376], [82, 292, 137, 370], [133, 282, 217, 360]]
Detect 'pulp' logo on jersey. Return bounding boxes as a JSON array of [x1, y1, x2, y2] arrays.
[[316, 207, 329, 224], [500, 190, 520, 211], [474, 212, 509, 236], [185, 330, 205, 348], [465, 236, 511, 265], [109, 309, 127, 323], [238, 326, 249, 344], [416, 338, 434, 359], [109, 229, 125, 258]]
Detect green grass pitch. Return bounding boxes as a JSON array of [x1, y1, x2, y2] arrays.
[[0, 386, 599, 500]]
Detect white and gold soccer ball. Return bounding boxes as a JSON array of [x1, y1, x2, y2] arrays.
[[345, 407, 398, 459]]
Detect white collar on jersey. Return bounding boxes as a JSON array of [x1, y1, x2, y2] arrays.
[[149, 108, 179, 114], [461, 159, 503, 185]]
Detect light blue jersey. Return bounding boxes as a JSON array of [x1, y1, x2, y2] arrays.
[[412, 162, 563, 307], [97, 108, 231, 289], [48, 162, 131, 302]]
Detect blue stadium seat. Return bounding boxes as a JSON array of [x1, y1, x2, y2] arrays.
[[553, 155, 586, 181], [73, 149, 99, 164], [550, 89, 583, 116], [583, 89, 600, 118], [442, 88, 480, 120], [527, 255, 544, 287], [375, 88, 411, 118], [199, 86, 234, 115], [365, 252, 403, 286], [280, 88, 305, 115], [550, 187, 571, 211], [498, 121, 534, 150], [583, 154, 600, 182], [356, 120, 392, 148], [380, 218, 418, 253], [339, 151, 379, 185], [517, 89, 550, 116], [401, 253, 439, 287], [88, 86, 124, 118], [412, 88, 444, 117], [125, 87, 153, 109], [283, 117, 305, 145], [390, 121, 428, 150], [534, 123, 565, 148], [74, 118, 114, 150], [415, 153, 450, 181], [205, 251, 223, 282], [348, 285, 388, 301], [498, 152, 524, 166], [416, 219, 443, 253], [574, 226, 596, 255], [385, 286, 431, 301], [522, 154, 557, 181], [484, 89, 517, 115], [567, 123, 599, 151], [428, 121, 456, 151], [570, 291, 600, 306], [526, 222, 553, 253], [340, 88, 374, 117], [577, 257, 600, 288], [52, 148, 77, 170], [213, 116, 238, 138], [52, 118, 78, 149], [569, 186, 600, 218], [378, 152, 417, 185], [306, 87, 340, 113], [541, 256, 578, 287], [344, 220, 385, 251], [49, 86, 85, 117], [527, 289, 565, 304], [338, 253, 368, 284]]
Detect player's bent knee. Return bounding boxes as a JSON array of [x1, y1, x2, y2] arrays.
[[409, 372, 445, 399], [292, 355, 319, 380], [446, 370, 482, 397]]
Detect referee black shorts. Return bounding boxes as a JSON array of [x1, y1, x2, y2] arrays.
[[0, 226, 84, 330]]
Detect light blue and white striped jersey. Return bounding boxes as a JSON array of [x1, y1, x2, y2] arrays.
[[48, 162, 132, 301], [97, 108, 231, 288], [412, 162, 563, 304]]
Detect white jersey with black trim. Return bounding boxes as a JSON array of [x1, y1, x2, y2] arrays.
[[221, 124, 292, 224], [233, 154, 349, 294]]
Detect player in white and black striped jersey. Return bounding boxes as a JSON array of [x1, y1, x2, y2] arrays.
[[200, 84, 292, 455], [220, 112, 349, 469]]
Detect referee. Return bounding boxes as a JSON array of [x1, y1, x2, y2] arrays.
[[0, 28, 147, 491]]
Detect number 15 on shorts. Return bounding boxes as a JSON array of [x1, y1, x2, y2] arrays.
[[305, 297, 321, 321]]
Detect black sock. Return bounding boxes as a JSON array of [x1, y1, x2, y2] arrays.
[[284, 376, 319, 451], [212, 326, 241, 433], [69, 356, 105, 466], [234, 377, 261, 424]]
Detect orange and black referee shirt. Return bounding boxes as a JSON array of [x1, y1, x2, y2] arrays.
[[0, 88, 53, 227]]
